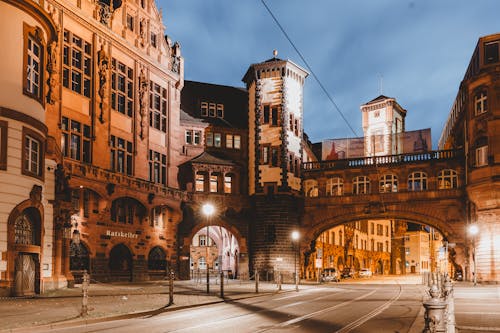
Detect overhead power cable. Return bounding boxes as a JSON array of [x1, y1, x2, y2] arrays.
[[261, 0, 359, 137]]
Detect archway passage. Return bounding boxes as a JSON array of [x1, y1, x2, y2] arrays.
[[148, 246, 168, 279], [190, 225, 240, 279], [109, 244, 133, 281], [305, 219, 455, 282]]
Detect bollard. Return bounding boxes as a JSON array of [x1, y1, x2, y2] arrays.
[[168, 269, 174, 306], [81, 270, 89, 317], [422, 283, 447, 333], [444, 276, 456, 333], [278, 272, 282, 291], [255, 270, 259, 293], [220, 271, 224, 298]]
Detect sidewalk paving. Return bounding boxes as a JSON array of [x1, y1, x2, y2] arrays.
[[0, 279, 284, 332]]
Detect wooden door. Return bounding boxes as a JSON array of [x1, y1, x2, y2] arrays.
[[15, 254, 35, 296]]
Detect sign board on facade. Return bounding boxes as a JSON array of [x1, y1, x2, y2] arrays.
[[315, 259, 322, 268], [106, 230, 139, 239]]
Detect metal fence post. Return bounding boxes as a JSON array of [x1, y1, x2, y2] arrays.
[[255, 270, 259, 293], [220, 271, 224, 298], [81, 270, 89, 317], [168, 269, 174, 306]]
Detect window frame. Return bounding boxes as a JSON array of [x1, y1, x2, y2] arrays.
[[149, 81, 167, 132], [23, 23, 45, 104], [474, 91, 488, 116], [111, 59, 134, 117], [353, 176, 370, 194], [0, 121, 7, 170], [379, 174, 398, 193], [22, 127, 45, 180], [438, 169, 458, 189], [475, 145, 488, 167], [110, 135, 133, 176], [148, 149, 167, 185], [62, 30, 92, 97], [326, 177, 343, 196], [408, 171, 427, 191]]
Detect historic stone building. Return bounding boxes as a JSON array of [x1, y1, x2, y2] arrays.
[[1, 0, 498, 296]]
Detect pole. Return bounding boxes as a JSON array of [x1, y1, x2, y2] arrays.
[[295, 244, 299, 291], [220, 271, 224, 298], [255, 270, 259, 293], [206, 220, 210, 294], [81, 270, 89, 317], [473, 240, 477, 286], [168, 269, 174, 305]]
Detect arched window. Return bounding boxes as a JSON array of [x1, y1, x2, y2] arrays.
[[304, 179, 319, 197], [438, 169, 458, 189], [109, 244, 132, 273], [148, 246, 167, 271], [14, 214, 35, 245], [326, 177, 343, 196], [408, 172, 427, 191], [111, 197, 146, 224], [379, 174, 398, 193], [353, 176, 370, 194]]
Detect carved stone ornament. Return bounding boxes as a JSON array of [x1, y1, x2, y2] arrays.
[[97, 44, 110, 123], [30, 185, 43, 204], [138, 68, 148, 139], [46, 40, 59, 104]]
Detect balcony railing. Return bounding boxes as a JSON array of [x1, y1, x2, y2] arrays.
[[303, 149, 463, 171], [64, 160, 191, 201]]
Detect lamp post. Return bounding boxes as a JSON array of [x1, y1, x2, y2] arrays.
[[202, 203, 215, 294], [468, 224, 478, 286], [291, 230, 300, 292]]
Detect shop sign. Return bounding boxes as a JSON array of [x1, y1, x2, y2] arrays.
[[106, 230, 139, 239]]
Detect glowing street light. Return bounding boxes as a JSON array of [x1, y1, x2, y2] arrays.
[[202, 203, 215, 294], [291, 230, 300, 291], [468, 224, 479, 286]]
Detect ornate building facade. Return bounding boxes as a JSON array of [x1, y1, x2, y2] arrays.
[[0, 0, 498, 296]]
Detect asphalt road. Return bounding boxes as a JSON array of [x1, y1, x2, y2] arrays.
[[29, 283, 426, 333]]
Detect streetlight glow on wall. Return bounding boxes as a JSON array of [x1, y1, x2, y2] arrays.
[[468, 224, 479, 286], [202, 203, 215, 294], [291, 230, 300, 292]]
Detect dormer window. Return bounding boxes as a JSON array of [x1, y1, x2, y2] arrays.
[[484, 41, 499, 65], [200, 101, 224, 118]]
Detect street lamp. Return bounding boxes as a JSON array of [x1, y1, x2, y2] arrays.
[[202, 203, 215, 294], [468, 224, 478, 286], [291, 230, 300, 292]]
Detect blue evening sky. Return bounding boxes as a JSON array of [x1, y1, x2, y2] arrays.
[[158, 0, 499, 148]]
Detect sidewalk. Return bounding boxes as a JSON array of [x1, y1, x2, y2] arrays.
[[0, 279, 283, 332]]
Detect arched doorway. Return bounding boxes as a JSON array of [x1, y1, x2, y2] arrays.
[[9, 207, 42, 296], [109, 244, 133, 281], [148, 246, 167, 279]]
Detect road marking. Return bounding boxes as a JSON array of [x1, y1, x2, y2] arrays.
[[334, 284, 403, 333], [253, 289, 379, 332]]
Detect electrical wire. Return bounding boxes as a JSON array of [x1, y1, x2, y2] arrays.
[[261, 0, 359, 137]]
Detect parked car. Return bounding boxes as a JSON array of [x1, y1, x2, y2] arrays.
[[321, 268, 339, 282], [341, 267, 356, 279], [359, 268, 373, 278]]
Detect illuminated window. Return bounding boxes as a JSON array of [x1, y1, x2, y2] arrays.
[[224, 175, 232, 194], [353, 176, 370, 194], [225, 134, 241, 149], [408, 172, 427, 191], [379, 174, 398, 193], [195, 172, 205, 192], [438, 169, 458, 189], [214, 133, 221, 147], [210, 174, 218, 193], [304, 179, 318, 197], [326, 177, 343, 196], [206, 132, 213, 147]]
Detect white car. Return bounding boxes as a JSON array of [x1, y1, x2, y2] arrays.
[[359, 268, 372, 278]]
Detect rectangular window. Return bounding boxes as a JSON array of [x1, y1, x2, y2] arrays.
[[261, 145, 269, 164], [150, 32, 157, 48], [148, 149, 167, 185], [185, 130, 192, 144], [0, 121, 7, 170], [224, 175, 232, 194], [22, 127, 44, 179], [271, 107, 279, 126], [475, 92, 488, 115], [126, 14, 134, 31], [201, 102, 208, 116], [234, 135, 241, 149], [194, 131, 201, 145], [195, 173, 205, 192], [214, 133, 221, 147], [263, 105, 270, 124], [25, 35, 42, 99], [111, 59, 134, 117], [475, 145, 488, 167], [61, 117, 91, 163], [209, 103, 216, 117], [149, 81, 167, 132], [484, 41, 499, 64], [210, 174, 218, 193], [206, 132, 213, 146], [216, 104, 224, 118], [226, 134, 233, 149], [271, 147, 279, 167], [110, 135, 133, 176], [63, 30, 91, 97]]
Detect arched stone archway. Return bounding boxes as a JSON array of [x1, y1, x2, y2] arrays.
[[109, 243, 133, 282]]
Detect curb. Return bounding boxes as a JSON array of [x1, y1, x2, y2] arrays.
[[0, 290, 281, 333]]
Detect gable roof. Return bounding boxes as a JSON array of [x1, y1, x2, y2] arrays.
[[189, 152, 235, 166]]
